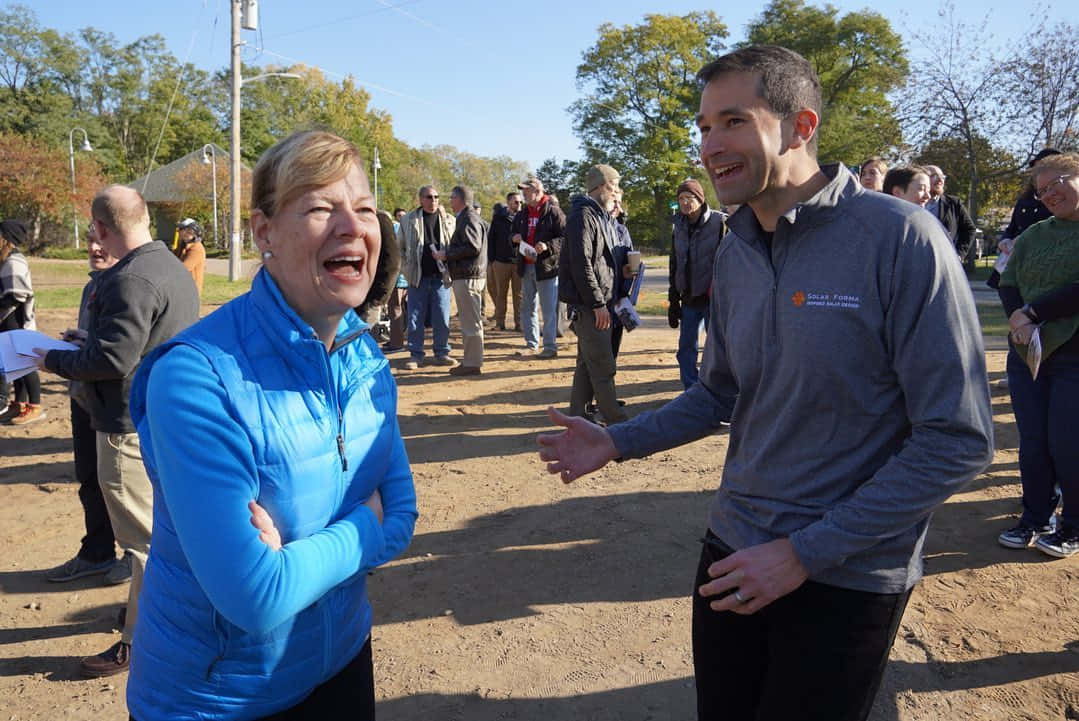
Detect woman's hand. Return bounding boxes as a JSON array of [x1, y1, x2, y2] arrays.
[[364, 488, 384, 524], [1008, 309, 1032, 334], [248, 500, 282, 551]]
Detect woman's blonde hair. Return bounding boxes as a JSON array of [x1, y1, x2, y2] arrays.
[[251, 130, 364, 217], [1032, 152, 1079, 180]]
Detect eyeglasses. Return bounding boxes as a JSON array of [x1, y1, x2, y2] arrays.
[[422, 194, 439, 200], [1034, 175, 1072, 201]]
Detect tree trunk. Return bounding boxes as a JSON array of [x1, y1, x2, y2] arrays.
[[652, 187, 670, 252]]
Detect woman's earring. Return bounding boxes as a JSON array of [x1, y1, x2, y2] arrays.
[[261, 249, 274, 260]]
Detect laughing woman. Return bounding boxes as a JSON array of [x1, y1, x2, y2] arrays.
[[996, 152, 1079, 560], [127, 130, 417, 720]]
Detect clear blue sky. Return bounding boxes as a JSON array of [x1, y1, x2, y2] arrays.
[[23, 0, 1061, 171]]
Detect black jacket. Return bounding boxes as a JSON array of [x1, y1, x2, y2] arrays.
[[487, 205, 516, 263], [45, 241, 199, 433], [558, 195, 616, 308], [445, 206, 487, 280], [511, 199, 566, 280], [935, 194, 977, 259]]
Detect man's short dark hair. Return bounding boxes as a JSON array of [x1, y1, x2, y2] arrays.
[[697, 45, 823, 154], [882, 166, 928, 196], [506, 191, 522, 201], [451, 185, 474, 207]]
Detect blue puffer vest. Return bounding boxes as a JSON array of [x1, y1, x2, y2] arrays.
[[127, 270, 416, 720]]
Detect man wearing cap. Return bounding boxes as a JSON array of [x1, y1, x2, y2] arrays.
[[923, 165, 977, 263], [174, 218, 206, 295], [669, 178, 726, 389], [558, 164, 628, 424], [511, 178, 565, 358]]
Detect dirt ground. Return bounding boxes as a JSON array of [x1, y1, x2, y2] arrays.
[[1, 302, 1077, 721]]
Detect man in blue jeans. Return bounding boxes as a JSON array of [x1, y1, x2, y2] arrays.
[[511, 177, 565, 358], [668, 178, 725, 389], [538, 45, 993, 720], [398, 185, 457, 369]]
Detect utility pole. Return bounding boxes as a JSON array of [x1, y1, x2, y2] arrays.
[[228, 0, 243, 282]]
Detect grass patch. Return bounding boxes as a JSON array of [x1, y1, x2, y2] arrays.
[[202, 274, 251, 305], [977, 302, 1008, 337], [27, 257, 250, 309], [39, 246, 91, 260]]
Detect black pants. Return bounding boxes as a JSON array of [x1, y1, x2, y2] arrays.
[[0, 313, 40, 405], [71, 400, 116, 563], [692, 531, 911, 721], [130, 639, 375, 721]]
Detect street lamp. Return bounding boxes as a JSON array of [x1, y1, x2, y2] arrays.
[[372, 147, 381, 209], [68, 127, 93, 249], [227, 1, 302, 280], [201, 144, 219, 249]]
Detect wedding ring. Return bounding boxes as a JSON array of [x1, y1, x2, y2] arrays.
[[733, 589, 745, 604]]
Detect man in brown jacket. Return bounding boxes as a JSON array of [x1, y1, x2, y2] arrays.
[[175, 218, 206, 295]]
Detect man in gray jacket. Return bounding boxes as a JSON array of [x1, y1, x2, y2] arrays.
[[538, 45, 992, 720], [558, 164, 627, 425], [668, 177, 725, 389], [35, 185, 199, 678]]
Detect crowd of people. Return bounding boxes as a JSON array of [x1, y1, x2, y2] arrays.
[[0, 40, 1075, 721]]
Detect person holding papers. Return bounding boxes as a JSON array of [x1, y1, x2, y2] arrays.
[[0, 220, 45, 425], [996, 152, 1079, 559]]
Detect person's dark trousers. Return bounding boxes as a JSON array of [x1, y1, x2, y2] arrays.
[[128, 639, 375, 721], [569, 306, 627, 424], [692, 531, 911, 721], [1006, 343, 1079, 529], [610, 321, 624, 359], [0, 313, 41, 404], [71, 399, 116, 563]]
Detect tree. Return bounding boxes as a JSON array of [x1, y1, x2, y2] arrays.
[[999, 21, 1079, 157], [744, 0, 908, 165], [571, 12, 728, 246], [914, 135, 1023, 227], [896, 2, 1078, 220], [0, 132, 105, 246], [534, 158, 585, 204]]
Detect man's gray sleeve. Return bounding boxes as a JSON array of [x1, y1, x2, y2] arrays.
[[788, 219, 994, 576], [45, 274, 161, 382], [607, 289, 735, 457]]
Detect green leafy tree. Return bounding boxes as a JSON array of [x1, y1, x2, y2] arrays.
[[0, 131, 105, 246], [535, 158, 585, 204], [744, 0, 908, 165], [571, 12, 728, 247]]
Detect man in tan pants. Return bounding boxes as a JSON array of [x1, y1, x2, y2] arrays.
[[36, 186, 199, 677], [435, 185, 487, 376]]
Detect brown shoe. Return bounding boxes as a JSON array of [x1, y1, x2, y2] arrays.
[[10, 403, 45, 425], [80, 641, 130, 678], [0, 402, 24, 423], [449, 365, 481, 376]]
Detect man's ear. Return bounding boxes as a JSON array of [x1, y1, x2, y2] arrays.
[[889, 186, 905, 199], [788, 108, 820, 151]]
